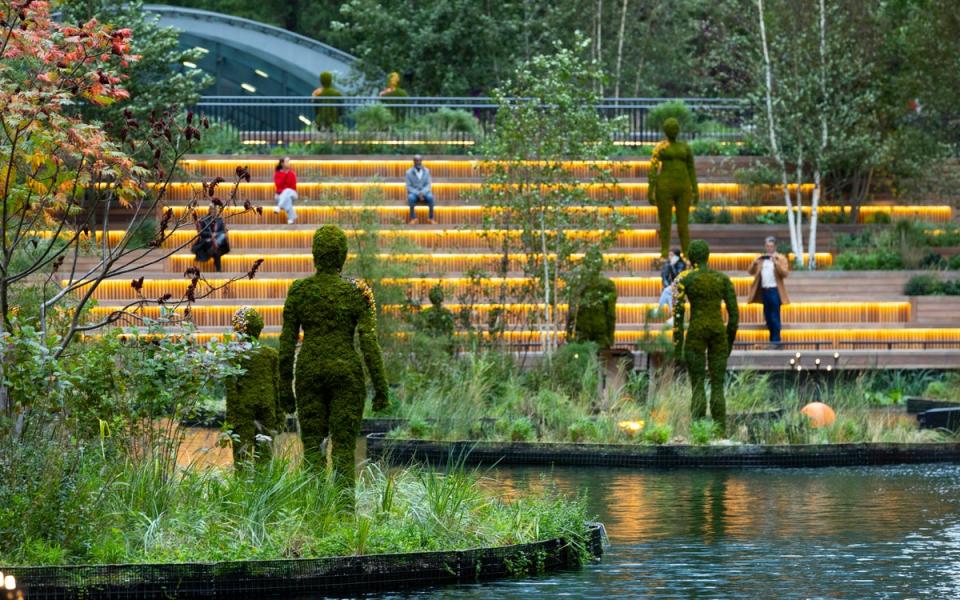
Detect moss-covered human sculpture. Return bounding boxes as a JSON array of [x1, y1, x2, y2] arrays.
[[279, 225, 389, 490], [568, 248, 617, 349], [312, 71, 343, 129], [415, 284, 456, 342], [379, 71, 408, 98], [649, 117, 699, 258], [225, 307, 279, 465], [673, 239, 738, 433]]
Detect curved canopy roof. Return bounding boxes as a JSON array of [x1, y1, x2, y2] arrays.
[[145, 4, 359, 96]]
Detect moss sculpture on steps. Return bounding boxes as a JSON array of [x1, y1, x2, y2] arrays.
[[225, 307, 279, 465], [649, 117, 699, 258], [673, 239, 738, 433], [568, 249, 618, 350], [279, 225, 389, 491], [312, 71, 343, 129], [414, 284, 456, 350]]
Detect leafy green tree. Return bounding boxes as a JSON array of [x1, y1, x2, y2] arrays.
[[479, 37, 626, 353]]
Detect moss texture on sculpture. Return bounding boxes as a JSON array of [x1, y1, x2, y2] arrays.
[[279, 225, 388, 491], [673, 239, 738, 433], [649, 117, 699, 257], [313, 71, 343, 129], [225, 306, 279, 465], [568, 249, 617, 349]]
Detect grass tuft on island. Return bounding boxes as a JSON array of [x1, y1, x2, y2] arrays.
[[0, 443, 590, 567], [381, 341, 958, 447]]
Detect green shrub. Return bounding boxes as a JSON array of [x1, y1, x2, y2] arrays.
[[643, 423, 671, 445], [715, 207, 733, 224], [904, 274, 943, 295], [753, 210, 788, 225], [948, 254, 960, 270], [690, 202, 715, 224], [353, 103, 395, 132], [920, 252, 947, 269], [689, 138, 724, 155], [690, 419, 720, 445], [647, 100, 694, 133], [509, 416, 535, 442], [567, 418, 599, 442], [865, 211, 892, 225], [408, 417, 431, 439], [834, 249, 903, 270], [423, 108, 480, 134]]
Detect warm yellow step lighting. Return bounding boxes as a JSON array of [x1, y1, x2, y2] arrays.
[[159, 181, 805, 203], [179, 158, 651, 179], [90, 301, 908, 328], [169, 252, 833, 273]]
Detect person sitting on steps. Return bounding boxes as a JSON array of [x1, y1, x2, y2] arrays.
[[405, 155, 436, 225], [274, 156, 298, 224]]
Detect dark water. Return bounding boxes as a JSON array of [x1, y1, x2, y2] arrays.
[[387, 464, 960, 599]]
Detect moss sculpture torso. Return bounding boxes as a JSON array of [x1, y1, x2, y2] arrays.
[[313, 71, 342, 129], [279, 226, 388, 490], [649, 118, 698, 257], [225, 343, 279, 465], [571, 275, 618, 350], [673, 239, 738, 433]]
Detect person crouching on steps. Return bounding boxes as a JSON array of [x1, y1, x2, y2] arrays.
[[274, 156, 298, 224]]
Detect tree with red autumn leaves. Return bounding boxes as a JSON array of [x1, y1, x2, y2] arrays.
[[0, 1, 261, 417]]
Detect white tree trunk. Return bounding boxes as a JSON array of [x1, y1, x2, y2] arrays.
[[756, 0, 803, 265], [808, 0, 829, 270], [540, 208, 554, 353], [793, 149, 805, 263], [614, 0, 629, 98]]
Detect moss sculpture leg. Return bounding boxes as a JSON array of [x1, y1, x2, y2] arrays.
[[685, 335, 709, 421], [656, 194, 674, 258], [706, 334, 729, 434], [227, 395, 277, 465], [297, 378, 365, 493]]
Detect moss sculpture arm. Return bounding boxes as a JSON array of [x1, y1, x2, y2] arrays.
[[648, 141, 666, 206], [673, 274, 687, 365], [723, 276, 739, 354], [278, 280, 302, 414], [686, 142, 698, 205], [355, 281, 389, 411]]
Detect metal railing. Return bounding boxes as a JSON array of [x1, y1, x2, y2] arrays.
[[191, 96, 750, 148]]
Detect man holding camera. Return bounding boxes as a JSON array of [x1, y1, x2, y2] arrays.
[[748, 236, 790, 346]]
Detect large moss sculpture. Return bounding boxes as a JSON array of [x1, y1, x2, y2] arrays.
[[313, 71, 343, 129], [279, 225, 389, 491], [225, 307, 278, 465], [673, 239, 738, 433], [649, 117, 699, 257], [569, 249, 617, 350]]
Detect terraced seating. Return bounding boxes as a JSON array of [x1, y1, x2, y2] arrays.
[[78, 155, 960, 360]]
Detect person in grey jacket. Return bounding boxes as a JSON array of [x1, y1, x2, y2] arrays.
[[405, 155, 436, 224]]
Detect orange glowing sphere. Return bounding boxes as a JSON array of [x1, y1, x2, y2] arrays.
[[801, 402, 836, 428]]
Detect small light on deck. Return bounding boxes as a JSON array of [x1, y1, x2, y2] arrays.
[[3, 574, 15, 590], [826, 365, 833, 372]]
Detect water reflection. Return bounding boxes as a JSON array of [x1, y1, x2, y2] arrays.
[[383, 465, 960, 599]]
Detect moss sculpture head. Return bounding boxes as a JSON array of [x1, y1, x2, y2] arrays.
[[387, 72, 400, 88], [428, 284, 444, 307], [320, 71, 333, 87], [663, 117, 680, 142], [687, 239, 710, 267], [232, 306, 265, 338], [312, 225, 348, 273]]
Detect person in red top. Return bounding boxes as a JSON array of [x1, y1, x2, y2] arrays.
[[274, 157, 298, 224]]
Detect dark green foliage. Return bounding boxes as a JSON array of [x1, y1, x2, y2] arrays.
[[949, 255, 960, 270], [279, 226, 388, 490], [313, 71, 343, 129], [412, 285, 455, 346], [650, 118, 698, 257], [673, 240, 738, 434], [541, 342, 600, 398], [353, 104, 395, 132], [647, 101, 694, 133], [569, 269, 617, 350], [225, 308, 277, 465], [904, 275, 960, 296], [834, 249, 903, 270]]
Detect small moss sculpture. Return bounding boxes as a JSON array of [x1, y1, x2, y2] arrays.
[[225, 307, 278, 465], [414, 285, 456, 348], [569, 249, 617, 349], [313, 71, 343, 129], [380, 71, 408, 98], [673, 239, 738, 433], [649, 117, 699, 257], [279, 225, 389, 491]]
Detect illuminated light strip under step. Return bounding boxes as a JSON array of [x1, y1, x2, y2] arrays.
[[170, 204, 954, 225], [90, 302, 910, 327], [169, 252, 834, 273], [179, 159, 652, 179], [157, 181, 810, 203], [83, 276, 757, 301]]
